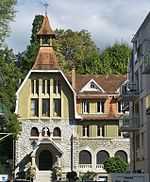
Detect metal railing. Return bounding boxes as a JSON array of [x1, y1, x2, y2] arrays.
[[120, 82, 139, 100], [119, 114, 140, 131]]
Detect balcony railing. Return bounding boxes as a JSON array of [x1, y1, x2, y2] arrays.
[[119, 114, 140, 132], [120, 82, 139, 100], [79, 164, 92, 169], [142, 55, 150, 74], [79, 164, 105, 172]]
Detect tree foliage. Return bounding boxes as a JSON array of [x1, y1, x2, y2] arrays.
[[18, 15, 131, 75], [18, 15, 44, 75], [0, 0, 16, 45], [100, 43, 131, 74], [0, 47, 21, 135], [54, 29, 101, 74], [104, 157, 128, 173]]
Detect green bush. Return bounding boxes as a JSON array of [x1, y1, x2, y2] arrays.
[[104, 157, 128, 173]]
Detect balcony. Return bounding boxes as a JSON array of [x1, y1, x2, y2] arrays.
[[142, 56, 150, 74], [79, 164, 106, 172], [119, 114, 140, 132], [120, 82, 139, 101]]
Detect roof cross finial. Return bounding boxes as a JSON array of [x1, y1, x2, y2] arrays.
[[44, 2, 48, 16]]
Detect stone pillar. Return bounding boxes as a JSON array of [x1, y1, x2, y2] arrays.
[[32, 156, 36, 167]]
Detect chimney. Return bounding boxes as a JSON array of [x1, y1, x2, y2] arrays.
[[72, 66, 76, 89]]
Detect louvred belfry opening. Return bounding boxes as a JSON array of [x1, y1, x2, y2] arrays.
[[32, 15, 59, 70]]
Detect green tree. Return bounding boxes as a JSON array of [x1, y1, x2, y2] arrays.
[[80, 171, 96, 181], [100, 43, 131, 74], [18, 15, 131, 75], [18, 15, 44, 75], [0, 47, 21, 135], [54, 29, 101, 74], [104, 157, 128, 173], [0, 0, 16, 45]]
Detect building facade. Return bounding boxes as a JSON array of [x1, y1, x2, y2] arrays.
[[120, 12, 150, 174], [15, 15, 130, 181]]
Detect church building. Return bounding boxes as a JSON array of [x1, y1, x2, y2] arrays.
[[15, 14, 130, 181]]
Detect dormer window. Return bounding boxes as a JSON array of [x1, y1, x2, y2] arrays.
[[90, 82, 96, 89]]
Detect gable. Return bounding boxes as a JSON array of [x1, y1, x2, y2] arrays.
[[80, 79, 105, 93]]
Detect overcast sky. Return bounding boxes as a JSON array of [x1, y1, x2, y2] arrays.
[[6, 0, 150, 53]]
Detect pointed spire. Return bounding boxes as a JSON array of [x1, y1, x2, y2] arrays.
[[32, 15, 59, 70], [37, 15, 56, 38]]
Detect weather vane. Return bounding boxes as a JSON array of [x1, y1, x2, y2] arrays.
[[44, 2, 48, 16]]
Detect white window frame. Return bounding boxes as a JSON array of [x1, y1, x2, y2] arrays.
[[82, 100, 89, 113], [82, 125, 89, 137], [97, 101, 105, 113]]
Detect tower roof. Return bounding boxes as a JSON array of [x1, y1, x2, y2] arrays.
[[32, 47, 59, 70], [37, 15, 55, 37]]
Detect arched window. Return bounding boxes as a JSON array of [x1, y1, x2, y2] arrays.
[[115, 150, 128, 162], [53, 127, 61, 137], [96, 150, 109, 164], [79, 150, 92, 164], [42, 127, 50, 137], [31, 127, 39, 137]]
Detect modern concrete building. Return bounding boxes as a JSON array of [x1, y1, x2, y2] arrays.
[[120, 12, 150, 174], [15, 15, 130, 181]]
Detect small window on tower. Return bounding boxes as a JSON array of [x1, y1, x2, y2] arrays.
[[42, 36, 49, 45], [42, 99, 50, 117], [31, 80, 39, 94], [53, 99, 61, 117], [53, 79, 61, 94], [31, 99, 39, 117]]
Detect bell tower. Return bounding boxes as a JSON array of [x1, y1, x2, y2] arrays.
[[37, 4, 56, 47]]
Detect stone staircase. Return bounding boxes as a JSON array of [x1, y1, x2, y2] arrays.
[[36, 171, 52, 182]]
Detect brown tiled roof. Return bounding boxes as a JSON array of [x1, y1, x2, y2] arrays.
[[32, 47, 59, 70], [67, 74, 126, 94], [37, 16, 55, 37], [80, 114, 121, 121]]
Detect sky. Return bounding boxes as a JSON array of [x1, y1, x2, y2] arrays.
[[6, 0, 150, 53]]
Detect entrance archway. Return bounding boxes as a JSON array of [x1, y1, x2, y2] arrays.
[[38, 150, 53, 170]]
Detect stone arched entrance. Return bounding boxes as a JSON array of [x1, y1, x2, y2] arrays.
[[38, 150, 53, 170]]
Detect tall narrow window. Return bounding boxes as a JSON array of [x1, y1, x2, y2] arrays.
[[82, 125, 89, 137], [53, 99, 61, 117], [53, 79, 61, 94], [97, 126, 101, 136], [31, 80, 39, 94], [42, 99, 50, 117], [42, 80, 45, 94], [118, 101, 123, 113], [97, 101, 105, 113], [102, 125, 105, 137], [47, 80, 50, 94], [31, 99, 39, 116], [31, 80, 34, 94], [36, 80, 39, 94], [82, 100, 90, 113]]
